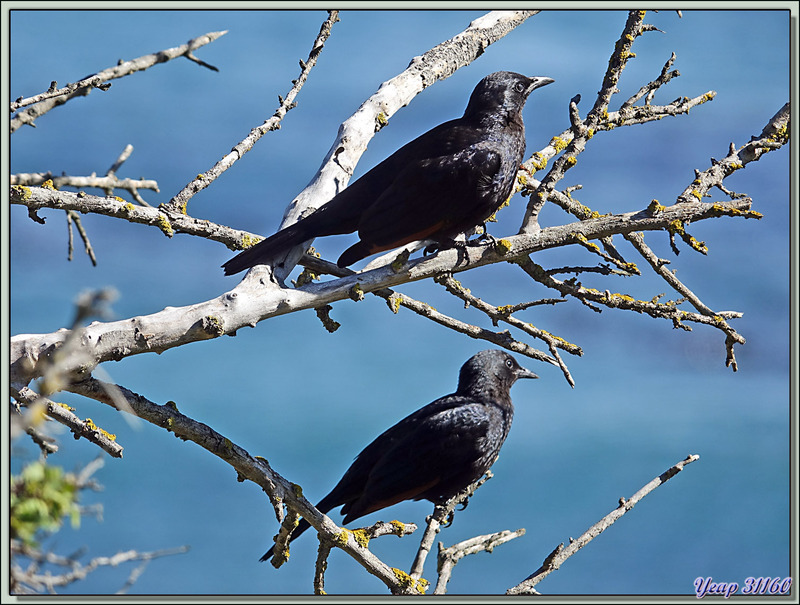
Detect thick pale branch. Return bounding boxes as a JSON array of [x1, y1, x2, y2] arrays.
[[10, 31, 226, 131], [9, 197, 755, 386], [258, 10, 539, 282], [507, 454, 700, 595]]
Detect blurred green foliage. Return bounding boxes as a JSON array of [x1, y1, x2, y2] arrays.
[[10, 461, 81, 546]]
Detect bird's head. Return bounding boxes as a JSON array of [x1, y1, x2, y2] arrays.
[[457, 349, 539, 400], [464, 71, 554, 119]]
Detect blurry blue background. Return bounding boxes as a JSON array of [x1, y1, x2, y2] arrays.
[[9, 8, 791, 596]]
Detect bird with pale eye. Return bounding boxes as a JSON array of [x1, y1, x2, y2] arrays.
[[222, 71, 554, 275], [261, 349, 538, 563]]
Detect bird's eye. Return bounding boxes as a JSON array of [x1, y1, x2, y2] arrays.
[[514, 82, 526, 93], [506, 359, 514, 369]]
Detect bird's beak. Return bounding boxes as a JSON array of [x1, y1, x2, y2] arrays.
[[528, 76, 555, 92], [517, 367, 539, 380]]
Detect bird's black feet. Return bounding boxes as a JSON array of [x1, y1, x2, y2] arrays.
[[423, 238, 470, 266]]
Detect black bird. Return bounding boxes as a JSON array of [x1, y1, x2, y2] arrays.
[[261, 349, 538, 562], [223, 71, 553, 275]]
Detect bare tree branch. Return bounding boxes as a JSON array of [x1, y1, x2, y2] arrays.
[[10, 542, 189, 595], [506, 454, 701, 595], [161, 11, 340, 215], [62, 377, 429, 595], [10, 386, 123, 458], [410, 472, 494, 581], [676, 102, 789, 204], [298, 254, 563, 371], [249, 10, 540, 283], [435, 528, 526, 594], [11, 171, 158, 202], [10, 31, 227, 131], [434, 273, 579, 387], [9, 195, 757, 387]]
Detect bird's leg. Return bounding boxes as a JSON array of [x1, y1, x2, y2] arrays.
[[423, 238, 470, 266], [467, 223, 497, 247]]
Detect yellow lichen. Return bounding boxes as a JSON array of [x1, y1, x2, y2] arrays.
[[391, 249, 410, 272], [529, 152, 548, 171], [293, 268, 319, 287], [387, 293, 402, 314], [12, 185, 32, 201], [387, 568, 430, 594], [84, 418, 116, 441], [349, 284, 365, 302], [668, 219, 686, 235], [156, 214, 174, 237], [710, 203, 762, 220], [239, 233, 263, 249], [494, 238, 513, 256], [647, 199, 665, 215], [335, 530, 350, 548], [390, 520, 409, 536], [352, 529, 370, 548]]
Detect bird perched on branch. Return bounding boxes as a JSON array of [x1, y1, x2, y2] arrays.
[[261, 349, 538, 563], [222, 71, 553, 275]]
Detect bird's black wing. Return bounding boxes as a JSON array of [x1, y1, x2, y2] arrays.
[[335, 396, 498, 523], [335, 144, 505, 266]]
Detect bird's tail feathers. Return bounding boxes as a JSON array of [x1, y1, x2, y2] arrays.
[[222, 221, 314, 276]]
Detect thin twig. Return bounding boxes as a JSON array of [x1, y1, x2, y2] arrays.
[[162, 11, 339, 215], [10, 542, 189, 594], [434, 272, 579, 387], [435, 528, 525, 594], [11, 386, 124, 458], [506, 454, 701, 595], [10, 31, 226, 131], [299, 254, 561, 369], [409, 472, 493, 580]]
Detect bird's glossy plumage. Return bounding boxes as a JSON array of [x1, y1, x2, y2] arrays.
[[223, 72, 553, 275], [261, 349, 538, 562]]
